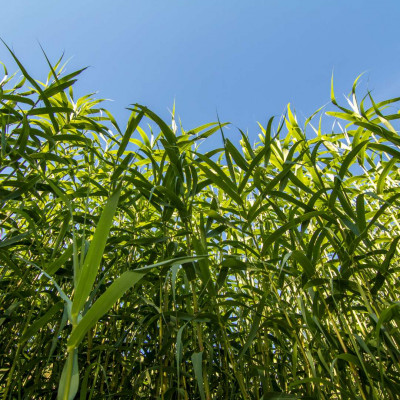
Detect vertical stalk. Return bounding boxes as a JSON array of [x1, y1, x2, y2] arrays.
[[62, 348, 76, 400]]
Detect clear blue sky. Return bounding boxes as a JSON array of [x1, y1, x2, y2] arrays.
[[2, 0, 400, 143]]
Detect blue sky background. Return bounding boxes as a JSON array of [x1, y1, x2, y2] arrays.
[[1, 0, 400, 144]]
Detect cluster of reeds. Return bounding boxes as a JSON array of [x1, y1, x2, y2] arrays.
[[1, 49, 400, 400]]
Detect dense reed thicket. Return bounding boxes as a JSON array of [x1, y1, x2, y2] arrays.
[[1, 49, 400, 400]]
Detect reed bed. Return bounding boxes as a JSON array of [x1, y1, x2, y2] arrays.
[[1, 50, 400, 399]]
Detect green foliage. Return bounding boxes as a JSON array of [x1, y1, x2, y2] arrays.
[[1, 50, 400, 400]]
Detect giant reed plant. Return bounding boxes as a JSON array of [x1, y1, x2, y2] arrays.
[[1, 48, 400, 399]]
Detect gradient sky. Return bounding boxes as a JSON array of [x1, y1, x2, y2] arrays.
[[2, 0, 400, 144]]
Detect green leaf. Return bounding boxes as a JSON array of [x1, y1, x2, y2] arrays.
[[239, 295, 266, 359], [1, 39, 60, 131], [57, 349, 79, 400], [291, 250, 314, 277], [356, 194, 366, 234], [377, 158, 396, 194], [334, 353, 361, 367], [68, 270, 144, 350], [0, 94, 35, 106], [52, 134, 90, 144], [40, 79, 77, 99], [194, 153, 242, 204], [20, 301, 63, 343], [191, 352, 205, 400], [71, 186, 121, 321], [45, 245, 74, 275], [176, 323, 187, 383], [27, 106, 74, 116], [225, 138, 248, 171], [30, 152, 74, 166], [134, 104, 176, 145], [117, 110, 144, 158], [261, 211, 324, 255], [0, 232, 30, 248], [375, 303, 400, 339]]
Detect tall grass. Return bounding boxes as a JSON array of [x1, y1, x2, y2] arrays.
[[1, 50, 400, 399]]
